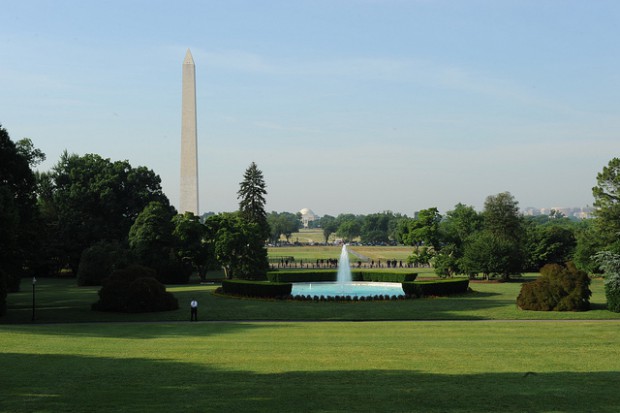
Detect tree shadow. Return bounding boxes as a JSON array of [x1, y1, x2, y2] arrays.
[[2, 352, 619, 412]]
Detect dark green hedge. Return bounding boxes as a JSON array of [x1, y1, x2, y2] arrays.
[[222, 279, 292, 298], [355, 271, 417, 282], [605, 283, 620, 313], [516, 262, 591, 311], [267, 270, 417, 283], [402, 278, 469, 297]]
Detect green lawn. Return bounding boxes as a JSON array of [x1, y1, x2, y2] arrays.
[[2, 320, 620, 412], [3, 277, 620, 411]]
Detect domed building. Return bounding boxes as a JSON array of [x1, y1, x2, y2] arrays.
[[299, 208, 318, 228]]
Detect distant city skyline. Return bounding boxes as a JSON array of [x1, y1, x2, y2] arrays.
[[1, 1, 618, 217]]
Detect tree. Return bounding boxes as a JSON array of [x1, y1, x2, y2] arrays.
[[205, 212, 268, 279], [336, 214, 362, 243], [524, 221, 576, 271], [0, 126, 40, 308], [592, 157, 620, 250], [128, 201, 190, 284], [397, 208, 442, 250], [173, 212, 216, 281], [434, 203, 483, 277], [461, 192, 526, 280], [267, 211, 301, 244], [593, 251, 620, 312], [238, 162, 269, 240], [319, 215, 338, 244], [41, 152, 170, 274], [360, 212, 402, 244]]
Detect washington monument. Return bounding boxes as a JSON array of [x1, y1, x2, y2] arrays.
[[180, 48, 199, 214]]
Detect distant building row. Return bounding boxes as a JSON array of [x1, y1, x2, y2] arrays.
[[522, 206, 594, 219]]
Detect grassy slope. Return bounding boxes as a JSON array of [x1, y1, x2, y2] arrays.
[[3, 276, 620, 324], [2, 321, 620, 412]]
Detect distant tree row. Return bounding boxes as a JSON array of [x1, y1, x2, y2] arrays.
[[2, 120, 620, 314]]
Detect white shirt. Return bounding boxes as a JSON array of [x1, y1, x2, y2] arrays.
[[191, 300, 198, 308]]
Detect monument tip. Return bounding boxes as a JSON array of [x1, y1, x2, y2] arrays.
[[184, 48, 194, 65]]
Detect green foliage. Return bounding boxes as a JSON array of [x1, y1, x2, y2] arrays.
[[516, 262, 591, 311], [397, 207, 442, 249], [205, 212, 269, 280], [0, 269, 6, 316], [266, 270, 417, 283], [267, 270, 337, 282], [92, 265, 178, 313], [360, 211, 403, 244], [267, 211, 301, 244], [238, 162, 269, 240], [524, 222, 576, 271], [461, 231, 523, 280], [407, 246, 435, 267], [592, 157, 620, 240], [77, 240, 129, 286], [319, 215, 338, 244], [402, 279, 469, 297], [221, 279, 292, 298], [0, 125, 40, 295], [129, 201, 191, 284], [173, 212, 216, 280], [41, 151, 169, 273], [335, 214, 362, 242], [593, 251, 620, 312]]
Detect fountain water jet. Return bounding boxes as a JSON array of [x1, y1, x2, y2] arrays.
[[291, 244, 405, 298], [337, 244, 352, 284]]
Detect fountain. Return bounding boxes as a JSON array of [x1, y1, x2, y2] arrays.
[[291, 244, 404, 298]]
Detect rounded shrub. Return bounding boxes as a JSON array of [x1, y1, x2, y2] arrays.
[[516, 262, 591, 311], [92, 265, 179, 313]]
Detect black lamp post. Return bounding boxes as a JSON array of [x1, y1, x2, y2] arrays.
[[32, 276, 36, 322]]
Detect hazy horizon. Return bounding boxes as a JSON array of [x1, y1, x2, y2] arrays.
[[2, 1, 618, 217]]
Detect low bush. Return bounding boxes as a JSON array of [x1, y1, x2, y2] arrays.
[[593, 251, 620, 313], [516, 262, 591, 311], [222, 279, 292, 298], [267, 270, 417, 283], [92, 265, 179, 313], [354, 271, 417, 282], [402, 278, 469, 297]]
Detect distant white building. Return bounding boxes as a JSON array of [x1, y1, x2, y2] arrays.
[[299, 208, 318, 228]]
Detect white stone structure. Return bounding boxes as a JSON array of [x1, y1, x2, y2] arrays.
[[300, 208, 318, 228], [180, 49, 199, 214]]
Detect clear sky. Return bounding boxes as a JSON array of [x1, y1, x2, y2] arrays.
[[1, 0, 618, 217]]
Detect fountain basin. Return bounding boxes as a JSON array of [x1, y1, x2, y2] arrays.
[[291, 282, 404, 298]]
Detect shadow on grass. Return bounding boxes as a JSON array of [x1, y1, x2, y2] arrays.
[[2, 352, 619, 412]]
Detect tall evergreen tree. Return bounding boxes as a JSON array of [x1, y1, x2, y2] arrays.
[[237, 162, 269, 240]]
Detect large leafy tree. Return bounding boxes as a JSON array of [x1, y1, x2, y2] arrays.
[[435, 203, 483, 277], [360, 211, 403, 244], [267, 211, 301, 244], [205, 212, 268, 279], [335, 214, 362, 243], [173, 212, 217, 280], [397, 207, 443, 250], [41, 152, 169, 274], [319, 215, 338, 244], [462, 192, 525, 280], [129, 201, 190, 283], [592, 157, 620, 250], [238, 162, 269, 240], [0, 127, 41, 314]]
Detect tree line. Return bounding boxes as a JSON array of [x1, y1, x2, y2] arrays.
[[1, 122, 619, 314]]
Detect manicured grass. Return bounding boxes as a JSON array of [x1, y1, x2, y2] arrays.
[[2, 320, 620, 412], [3, 276, 620, 324]]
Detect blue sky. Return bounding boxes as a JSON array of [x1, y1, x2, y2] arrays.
[[1, 0, 618, 216]]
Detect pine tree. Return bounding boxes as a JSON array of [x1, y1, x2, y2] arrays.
[[237, 162, 269, 240]]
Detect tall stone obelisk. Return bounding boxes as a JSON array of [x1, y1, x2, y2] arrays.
[[180, 48, 199, 215]]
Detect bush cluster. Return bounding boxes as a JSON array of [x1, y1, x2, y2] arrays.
[[267, 270, 417, 283], [402, 279, 470, 297], [222, 279, 292, 298], [92, 265, 179, 313], [516, 262, 591, 311]]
